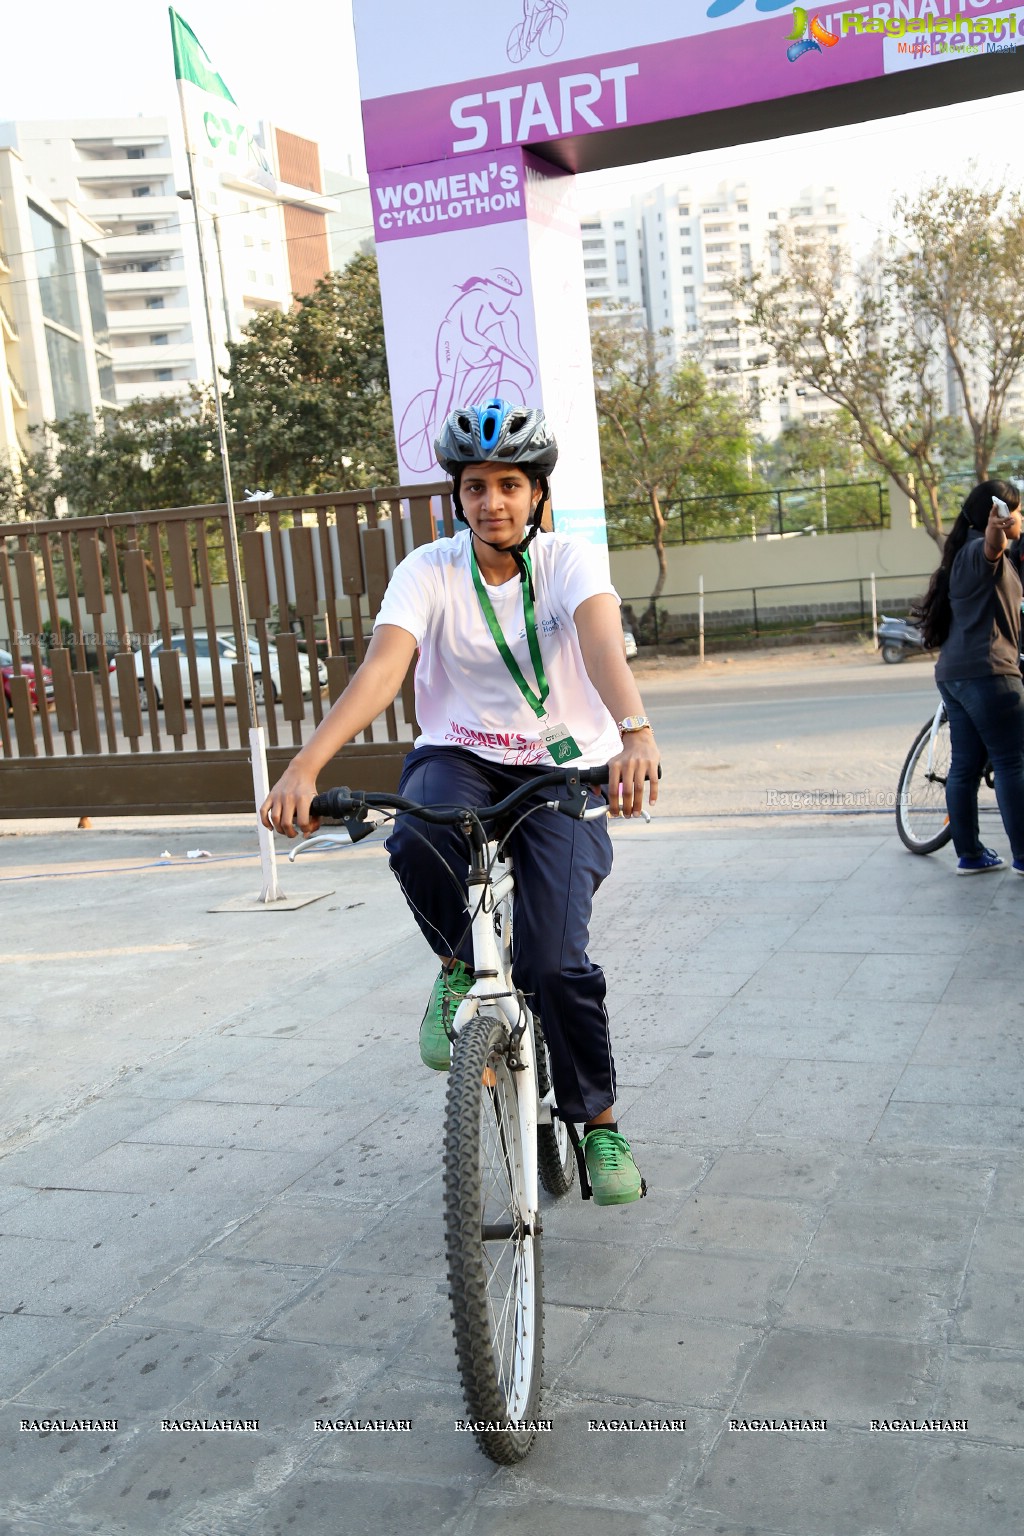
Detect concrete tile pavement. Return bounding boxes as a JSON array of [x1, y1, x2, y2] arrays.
[[1, 812, 1023, 1535]]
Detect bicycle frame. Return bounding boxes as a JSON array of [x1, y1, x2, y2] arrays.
[[922, 699, 947, 776], [450, 836, 542, 1230]]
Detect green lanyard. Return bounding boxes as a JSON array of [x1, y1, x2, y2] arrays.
[[470, 547, 549, 720]]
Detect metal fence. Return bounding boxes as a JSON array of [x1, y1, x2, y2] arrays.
[[607, 480, 886, 550], [620, 572, 932, 649], [0, 482, 453, 816]]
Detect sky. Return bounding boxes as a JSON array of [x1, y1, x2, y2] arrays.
[[3, 0, 1023, 248]]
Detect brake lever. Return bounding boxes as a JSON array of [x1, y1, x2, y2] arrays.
[[288, 832, 352, 862]]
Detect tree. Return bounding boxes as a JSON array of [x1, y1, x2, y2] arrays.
[[0, 393, 222, 523], [743, 177, 1024, 547], [224, 253, 396, 493], [591, 319, 755, 608]]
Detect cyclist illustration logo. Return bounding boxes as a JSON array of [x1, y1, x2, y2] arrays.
[[398, 269, 538, 475], [507, 0, 568, 64]]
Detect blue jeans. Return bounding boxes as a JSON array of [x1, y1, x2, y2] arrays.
[[937, 675, 1024, 862]]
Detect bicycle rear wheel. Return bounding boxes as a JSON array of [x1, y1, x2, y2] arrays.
[[535, 1018, 575, 1199], [444, 1013, 543, 1464], [896, 712, 953, 853]]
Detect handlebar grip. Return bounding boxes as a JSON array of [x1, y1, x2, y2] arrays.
[[309, 787, 356, 822]]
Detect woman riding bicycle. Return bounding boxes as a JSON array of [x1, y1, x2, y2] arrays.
[[915, 479, 1024, 875], [261, 399, 660, 1205]]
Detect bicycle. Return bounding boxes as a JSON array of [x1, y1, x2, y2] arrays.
[[506, 0, 567, 63], [293, 762, 621, 1464], [895, 698, 998, 854]]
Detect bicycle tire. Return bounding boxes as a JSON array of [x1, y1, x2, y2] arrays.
[[535, 1018, 575, 1199], [896, 712, 953, 854], [506, 21, 527, 62], [444, 1012, 543, 1464]]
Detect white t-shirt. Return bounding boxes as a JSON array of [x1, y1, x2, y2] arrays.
[[373, 529, 622, 768]]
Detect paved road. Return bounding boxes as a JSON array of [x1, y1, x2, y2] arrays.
[[634, 653, 940, 817]]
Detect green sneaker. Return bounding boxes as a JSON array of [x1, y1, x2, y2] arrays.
[[581, 1128, 645, 1206], [418, 960, 474, 1071]]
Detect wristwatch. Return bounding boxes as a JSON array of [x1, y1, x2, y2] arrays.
[[617, 715, 652, 734]]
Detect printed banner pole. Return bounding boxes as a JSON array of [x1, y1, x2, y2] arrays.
[[169, 7, 282, 904]]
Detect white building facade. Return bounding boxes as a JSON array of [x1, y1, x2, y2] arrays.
[[1, 117, 369, 406], [0, 144, 115, 484], [580, 177, 850, 439]]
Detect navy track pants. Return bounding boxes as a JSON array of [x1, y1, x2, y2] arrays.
[[384, 745, 616, 1124]]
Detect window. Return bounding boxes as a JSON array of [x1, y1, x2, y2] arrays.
[[97, 356, 117, 405], [127, 147, 145, 160], [150, 333, 169, 346], [44, 328, 90, 420], [827, 203, 837, 214], [739, 223, 749, 232], [614, 220, 625, 229], [83, 246, 109, 348], [738, 203, 748, 212], [583, 258, 606, 270], [584, 278, 605, 290], [678, 205, 689, 216], [156, 368, 173, 381], [681, 266, 692, 274], [132, 186, 152, 198], [768, 212, 778, 221], [680, 246, 691, 255], [136, 222, 155, 235], [244, 234, 254, 247], [146, 296, 165, 309], [582, 238, 604, 250], [828, 224, 839, 234]]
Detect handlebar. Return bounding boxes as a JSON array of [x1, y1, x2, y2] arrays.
[[310, 763, 612, 832]]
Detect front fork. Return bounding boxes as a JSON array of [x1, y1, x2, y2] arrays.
[[452, 849, 540, 1224]]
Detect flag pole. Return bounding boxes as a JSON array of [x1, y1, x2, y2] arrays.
[[172, 11, 283, 904]]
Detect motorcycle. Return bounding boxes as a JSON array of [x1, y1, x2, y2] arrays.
[[877, 614, 927, 664]]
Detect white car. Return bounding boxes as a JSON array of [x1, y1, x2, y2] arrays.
[[122, 632, 326, 708]]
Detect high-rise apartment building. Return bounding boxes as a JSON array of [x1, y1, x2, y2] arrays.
[[1, 117, 360, 406], [581, 178, 850, 438]]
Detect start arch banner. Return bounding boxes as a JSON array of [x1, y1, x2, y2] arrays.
[[352, 0, 1023, 549]]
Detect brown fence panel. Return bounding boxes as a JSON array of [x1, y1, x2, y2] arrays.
[[0, 481, 449, 817]]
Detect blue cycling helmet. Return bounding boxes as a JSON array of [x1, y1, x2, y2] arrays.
[[434, 400, 558, 580], [434, 398, 558, 478]]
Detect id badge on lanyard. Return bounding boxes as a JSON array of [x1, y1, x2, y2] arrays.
[[470, 548, 583, 763]]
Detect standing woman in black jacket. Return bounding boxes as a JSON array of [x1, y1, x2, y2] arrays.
[[916, 479, 1024, 874]]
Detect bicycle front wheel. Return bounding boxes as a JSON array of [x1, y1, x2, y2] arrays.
[[444, 1013, 543, 1464], [896, 712, 953, 854]]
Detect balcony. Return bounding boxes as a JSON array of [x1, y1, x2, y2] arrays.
[[0, 296, 18, 341], [116, 377, 195, 403], [107, 306, 193, 334], [5, 364, 28, 410], [113, 342, 196, 370], [84, 195, 180, 221], [101, 233, 185, 260], [76, 156, 175, 183], [103, 269, 188, 295]]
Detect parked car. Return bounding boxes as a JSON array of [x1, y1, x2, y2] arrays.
[[621, 610, 638, 661], [118, 632, 327, 708], [1, 648, 54, 714]]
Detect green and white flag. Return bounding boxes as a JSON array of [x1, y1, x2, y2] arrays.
[[169, 7, 275, 191]]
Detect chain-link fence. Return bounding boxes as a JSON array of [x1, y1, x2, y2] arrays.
[[607, 480, 886, 551], [620, 571, 932, 650]]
